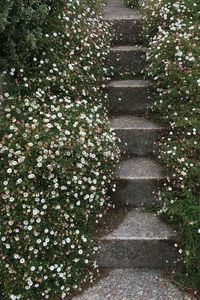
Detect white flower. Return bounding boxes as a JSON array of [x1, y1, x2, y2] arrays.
[[28, 174, 35, 179], [68, 64, 74, 71], [33, 208, 39, 215], [16, 178, 22, 184]]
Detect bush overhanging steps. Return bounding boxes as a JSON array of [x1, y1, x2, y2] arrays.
[[72, 1, 194, 299]]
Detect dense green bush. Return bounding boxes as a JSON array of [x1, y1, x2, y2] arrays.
[[0, 0, 120, 299], [141, 0, 200, 294], [0, 0, 49, 71]]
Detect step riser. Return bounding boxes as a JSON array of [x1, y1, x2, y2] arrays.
[[97, 240, 177, 268], [108, 48, 146, 75], [105, 85, 149, 114], [111, 179, 161, 207], [110, 19, 143, 45], [112, 128, 161, 156]]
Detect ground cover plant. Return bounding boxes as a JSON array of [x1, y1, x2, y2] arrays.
[[124, 0, 200, 294], [0, 0, 120, 299], [140, 0, 200, 295]]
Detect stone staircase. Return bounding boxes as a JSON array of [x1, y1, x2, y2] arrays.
[[72, 0, 193, 299]]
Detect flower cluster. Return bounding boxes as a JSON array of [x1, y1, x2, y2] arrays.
[[141, 0, 200, 294], [0, 0, 120, 299]]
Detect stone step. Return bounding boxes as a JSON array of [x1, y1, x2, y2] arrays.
[[72, 269, 192, 300], [109, 46, 146, 75], [105, 80, 150, 114], [96, 209, 178, 268], [111, 157, 164, 206], [103, 0, 143, 44], [110, 115, 163, 156]]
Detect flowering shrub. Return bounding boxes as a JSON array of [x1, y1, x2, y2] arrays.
[[141, 0, 200, 294], [0, 1, 49, 70], [0, 0, 120, 299]]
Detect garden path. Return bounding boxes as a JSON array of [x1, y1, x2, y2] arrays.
[[72, 1, 194, 299]]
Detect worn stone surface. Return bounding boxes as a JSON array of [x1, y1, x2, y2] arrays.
[[108, 46, 146, 74], [73, 1, 192, 299], [97, 239, 177, 268], [111, 158, 164, 206], [97, 209, 176, 240], [110, 115, 163, 156], [72, 268, 194, 300], [115, 157, 164, 179], [103, 0, 141, 20], [111, 177, 161, 206], [103, 0, 143, 44], [105, 80, 150, 113], [95, 209, 178, 268]]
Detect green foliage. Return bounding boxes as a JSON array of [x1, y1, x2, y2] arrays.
[[141, 0, 200, 294], [0, 0, 120, 299], [0, 0, 49, 71]]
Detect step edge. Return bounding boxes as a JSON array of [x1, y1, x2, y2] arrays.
[[106, 80, 151, 88], [116, 175, 165, 180], [111, 128, 163, 130], [111, 126, 163, 130], [111, 46, 146, 52], [99, 236, 177, 241], [103, 15, 142, 21]]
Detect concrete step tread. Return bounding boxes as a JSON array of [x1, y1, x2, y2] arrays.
[[103, 0, 143, 45], [116, 157, 165, 180], [98, 209, 176, 241], [111, 45, 146, 51], [72, 268, 193, 300], [103, 9, 141, 21], [103, 0, 141, 20], [105, 80, 150, 114], [110, 115, 163, 130], [106, 79, 150, 88], [108, 46, 146, 75]]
